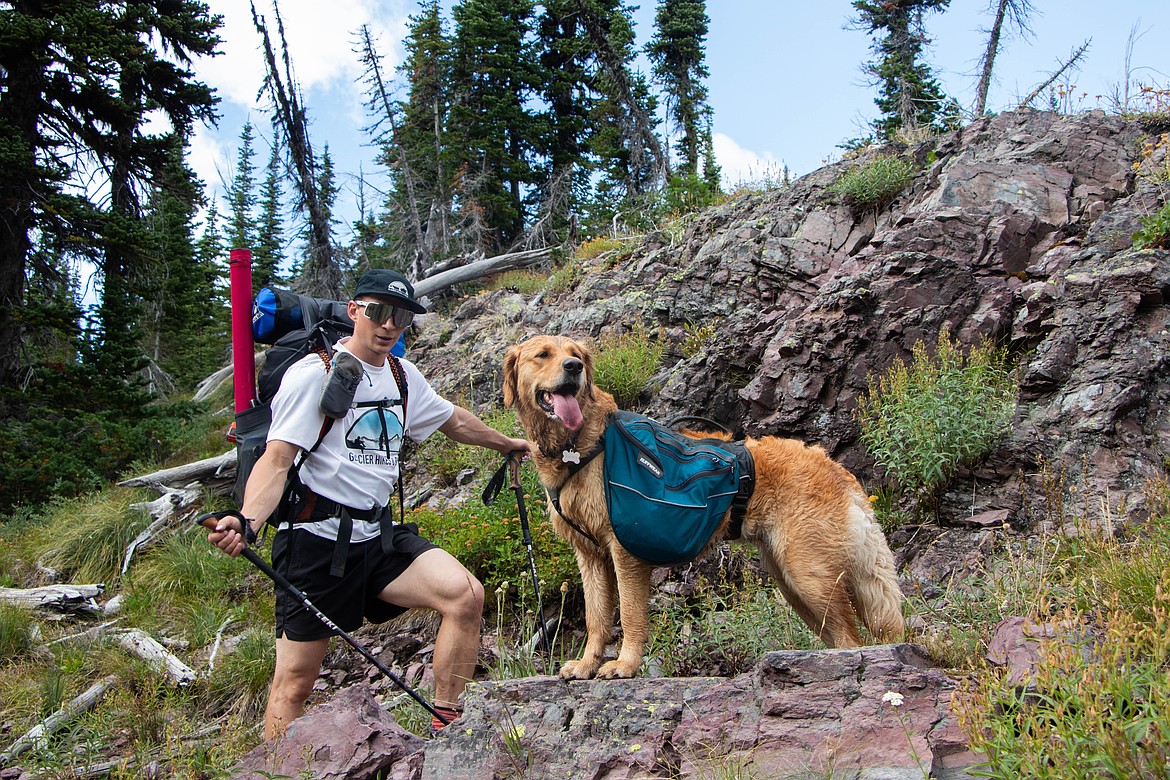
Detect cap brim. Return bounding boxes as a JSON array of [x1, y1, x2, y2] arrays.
[[364, 292, 426, 314]]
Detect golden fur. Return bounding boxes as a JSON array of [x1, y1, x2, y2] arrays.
[[503, 335, 904, 679]]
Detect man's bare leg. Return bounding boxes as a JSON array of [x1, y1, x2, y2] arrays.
[[378, 548, 485, 709], [265, 636, 329, 740]]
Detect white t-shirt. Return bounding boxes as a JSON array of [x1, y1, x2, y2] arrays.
[[267, 338, 454, 541]]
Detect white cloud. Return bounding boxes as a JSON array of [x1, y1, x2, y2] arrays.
[[199, 0, 410, 109], [713, 132, 787, 190]]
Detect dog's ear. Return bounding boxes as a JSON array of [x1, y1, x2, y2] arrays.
[[502, 345, 520, 408], [580, 342, 597, 400]]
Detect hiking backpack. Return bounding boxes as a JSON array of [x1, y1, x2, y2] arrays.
[[230, 288, 355, 507]]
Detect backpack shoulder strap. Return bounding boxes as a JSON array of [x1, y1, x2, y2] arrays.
[[386, 355, 409, 524]]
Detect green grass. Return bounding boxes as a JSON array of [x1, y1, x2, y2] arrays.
[[954, 510, 1170, 778], [25, 489, 152, 585], [647, 546, 816, 678], [828, 154, 918, 210], [593, 325, 667, 408]]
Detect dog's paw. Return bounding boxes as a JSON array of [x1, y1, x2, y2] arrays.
[[558, 659, 599, 680], [595, 659, 640, 679]]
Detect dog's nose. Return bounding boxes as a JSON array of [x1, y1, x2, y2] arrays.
[[563, 358, 583, 375]]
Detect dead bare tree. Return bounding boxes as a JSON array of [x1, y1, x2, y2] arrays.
[[1018, 40, 1092, 110], [974, 0, 1036, 117], [251, 0, 340, 298], [511, 167, 576, 253], [356, 24, 428, 280]]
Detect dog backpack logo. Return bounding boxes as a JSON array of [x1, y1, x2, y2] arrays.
[[603, 411, 743, 565]]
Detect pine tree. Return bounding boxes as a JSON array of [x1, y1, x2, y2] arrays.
[[530, 0, 593, 243], [448, 0, 544, 254], [253, 143, 285, 291], [851, 0, 956, 140], [0, 0, 220, 392], [141, 143, 225, 389], [226, 122, 258, 261], [647, 0, 715, 182], [580, 0, 663, 225]]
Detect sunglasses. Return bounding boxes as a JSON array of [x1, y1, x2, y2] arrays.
[[353, 300, 414, 328]]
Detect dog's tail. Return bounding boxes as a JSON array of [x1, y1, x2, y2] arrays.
[[846, 492, 905, 643]]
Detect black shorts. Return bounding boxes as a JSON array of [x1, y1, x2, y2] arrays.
[[271, 523, 439, 641]]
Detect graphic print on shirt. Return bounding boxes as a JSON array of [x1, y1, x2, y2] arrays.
[[345, 405, 403, 466]]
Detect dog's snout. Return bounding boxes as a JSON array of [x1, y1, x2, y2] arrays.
[[563, 357, 583, 376]]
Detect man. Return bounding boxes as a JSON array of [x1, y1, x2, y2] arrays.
[[208, 269, 528, 739]]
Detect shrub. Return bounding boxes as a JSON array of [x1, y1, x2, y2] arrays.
[[958, 592, 1170, 779], [856, 330, 1018, 515], [411, 465, 578, 616], [575, 236, 624, 261], [593, 326, 666, 408], [490, 269, 549, 295], [27, 490, 151, 585], [1134, 202, 1170, 249], [828, 154, 918, 210]]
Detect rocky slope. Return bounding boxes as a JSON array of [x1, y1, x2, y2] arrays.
[[236, 108, 1168, 779]]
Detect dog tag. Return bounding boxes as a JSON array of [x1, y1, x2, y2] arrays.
[[562, 449, 582, 464]]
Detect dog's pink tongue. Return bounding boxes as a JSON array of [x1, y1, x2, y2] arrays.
[[552, 393, 583, 431]]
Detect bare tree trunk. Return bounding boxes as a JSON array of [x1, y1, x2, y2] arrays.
[[1018, 40, 1091, 109], [251, 0, 339, 298], [975, 0, 1034, 117], [357, 24, 427, 278], [974, 0, 1008, 117]]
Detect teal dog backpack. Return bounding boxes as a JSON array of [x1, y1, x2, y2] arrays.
[[603, 411, 754, 566]]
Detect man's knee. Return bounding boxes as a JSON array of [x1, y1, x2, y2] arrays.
[[446, 572, 484, 623]]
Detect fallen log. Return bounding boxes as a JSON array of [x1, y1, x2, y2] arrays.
[[0, 675, 117, 763], [0, 584, 104, 614], [118, 450, 236, 493], [121, 487, 203, 576], [114, 628, 197, 685], [413, 247, 554, 298]]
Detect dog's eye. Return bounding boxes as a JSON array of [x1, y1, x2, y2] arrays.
[[535, 350, 549, 359]]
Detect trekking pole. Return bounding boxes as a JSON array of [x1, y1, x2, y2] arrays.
[[482, 452, 552, 657], [196, 511, 450, 725]]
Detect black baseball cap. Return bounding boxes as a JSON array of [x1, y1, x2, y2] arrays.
[[352, 269, 427, 314]]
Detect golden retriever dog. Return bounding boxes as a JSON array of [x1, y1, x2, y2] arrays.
[[503, 335, 904, 680]]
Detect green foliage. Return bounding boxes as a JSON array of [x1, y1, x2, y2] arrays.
[[204, 627, 276, 719], [647, 547, 815, 677], [850, 0, 956, 140], [828, 154, 919, 210], [593, 326, 667, 408], [0, 381, 209, 511], [0, 603, 34, 665], [574, 236, 624, 261], [856, 330, 1018, 514], [647, 0, 715, 182], [1133, 132, 1170, 249], [26, 490, 150, 586], [659, 172, 724, 216], [411, 466, 578, 613], [955, 507, 1170, 779], [490, 269, 549, 295]]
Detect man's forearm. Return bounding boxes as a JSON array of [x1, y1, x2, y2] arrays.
[[439, 406, 526, 454]]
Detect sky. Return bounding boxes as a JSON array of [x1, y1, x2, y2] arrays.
[[187, 0, 1170, 246]]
